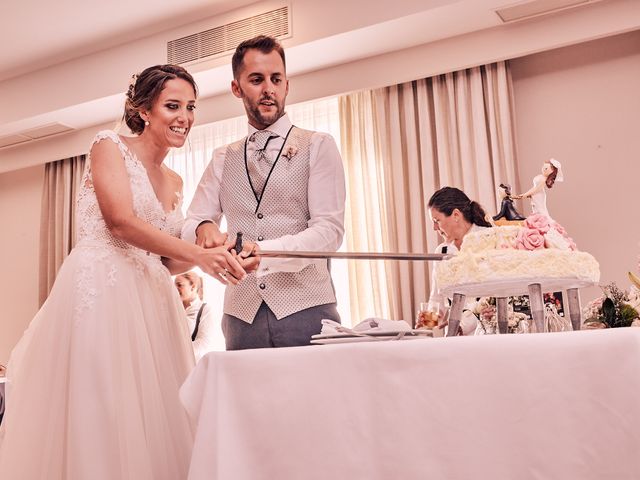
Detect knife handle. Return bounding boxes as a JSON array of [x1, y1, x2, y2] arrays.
[[234, 232, 243, 253]]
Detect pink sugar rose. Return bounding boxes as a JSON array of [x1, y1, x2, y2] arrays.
[[516, 228, 545, 251], [525, 214, 551, 234]]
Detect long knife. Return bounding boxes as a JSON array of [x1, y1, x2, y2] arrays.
[[233, 232, 450, 261], [256, 250, 450, 261]]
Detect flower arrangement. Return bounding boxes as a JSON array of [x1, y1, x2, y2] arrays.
[[515, 214, 576, 251], [582, 282, 640, 329], [472, 295, 574, 334], [471, 297, 529, 334]]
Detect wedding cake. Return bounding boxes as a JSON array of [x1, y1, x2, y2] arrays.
[[437, 214, 600, 293]]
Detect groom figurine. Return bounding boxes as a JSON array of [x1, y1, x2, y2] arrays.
[[182, 35, 346, 350]]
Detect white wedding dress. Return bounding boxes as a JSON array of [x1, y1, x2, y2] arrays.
[[530, 174, 550, 218], [0, 131, 195, 479]]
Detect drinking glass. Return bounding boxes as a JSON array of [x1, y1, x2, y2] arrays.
[[416, 301, 440, 329]]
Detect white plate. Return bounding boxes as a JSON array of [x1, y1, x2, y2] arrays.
[[312, 329, 432, 340], [311, 330, 433, 345]]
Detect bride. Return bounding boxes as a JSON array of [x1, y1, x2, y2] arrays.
[[0, 64, 255, 479]]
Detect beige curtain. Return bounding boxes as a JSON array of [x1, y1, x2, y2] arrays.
[[339, 61, 519, 324], [39, 155, 86, 305]]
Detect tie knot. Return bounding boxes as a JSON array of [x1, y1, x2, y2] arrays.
[[251, 130, 277, 150]]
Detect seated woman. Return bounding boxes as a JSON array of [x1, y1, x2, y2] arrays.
[[420, 186, 492, 335], [175, 272, 222, 361]]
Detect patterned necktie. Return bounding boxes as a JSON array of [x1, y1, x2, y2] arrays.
[[247, 130, 278, 200]]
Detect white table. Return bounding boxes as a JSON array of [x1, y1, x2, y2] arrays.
[[180, 329, 640, 480]]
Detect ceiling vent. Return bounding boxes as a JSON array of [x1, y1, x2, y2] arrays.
[[168, 6, 291, 65], [495, 0, 597, 23], [0, 122, 73, 149]]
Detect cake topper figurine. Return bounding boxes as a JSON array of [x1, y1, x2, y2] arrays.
[[514, 158, 563, 219], [492, 183, 526, 225]]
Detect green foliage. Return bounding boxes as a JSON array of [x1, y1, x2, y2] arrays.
[[619, 304, 638, 327], [590, 283, 640, 328]]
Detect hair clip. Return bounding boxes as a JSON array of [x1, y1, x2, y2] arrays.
[[126, 73, 139, 100]]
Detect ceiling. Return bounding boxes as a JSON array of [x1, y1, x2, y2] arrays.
[[1, 0, 257, 80], [1, 0, 637, 155]]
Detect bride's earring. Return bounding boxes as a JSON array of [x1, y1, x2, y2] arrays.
[[144, 120, 150, 126]]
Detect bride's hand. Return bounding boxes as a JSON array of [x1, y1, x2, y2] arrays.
[[195, 247, 246, 285]]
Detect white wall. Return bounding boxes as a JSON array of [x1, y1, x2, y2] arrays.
[[1, 27, 639, 362], [2, 0, 639, 173], [0, 165, 44, 364], [511, 29, 640, 301]]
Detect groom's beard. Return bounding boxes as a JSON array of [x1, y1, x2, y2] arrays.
[[240, 91, 285, 130]]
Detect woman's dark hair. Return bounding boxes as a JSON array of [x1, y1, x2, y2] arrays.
[[427, 186, 492, 227], [123, 64, 198, 135], [545, 163, 558, 189]]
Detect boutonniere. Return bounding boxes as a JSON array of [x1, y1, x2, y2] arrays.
[[281, 145, 298, 160]]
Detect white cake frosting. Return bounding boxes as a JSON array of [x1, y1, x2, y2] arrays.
[[437, 216, 600, 290]]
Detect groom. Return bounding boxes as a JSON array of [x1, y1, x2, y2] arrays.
[[182, 35, 346, 350]]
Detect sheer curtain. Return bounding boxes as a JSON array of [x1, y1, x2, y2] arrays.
[[166, 97, 353, 331], [339, 61, 519, 324], [39, 155, 86, 305]]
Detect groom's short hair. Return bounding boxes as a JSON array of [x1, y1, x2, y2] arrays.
[[232, 35, 286, 79]]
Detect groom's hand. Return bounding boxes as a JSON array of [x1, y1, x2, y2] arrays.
[[237, 241, 260, 273], [195, 222, 227, 248]]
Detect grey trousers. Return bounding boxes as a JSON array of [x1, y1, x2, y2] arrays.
[[222, 302, 341, 350]]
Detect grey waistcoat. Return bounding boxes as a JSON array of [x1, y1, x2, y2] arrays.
[[219, 126, 336, 323]]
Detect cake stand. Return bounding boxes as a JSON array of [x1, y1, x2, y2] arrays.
[[440, 278, 597, 336]]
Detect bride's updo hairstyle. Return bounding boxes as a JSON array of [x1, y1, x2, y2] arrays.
[[428, 186, 492, 227], [545, 162, 558, 189], [123, 64, 198, 135]]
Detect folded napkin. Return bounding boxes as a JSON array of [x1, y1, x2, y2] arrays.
[[320, 318, 411, 336]]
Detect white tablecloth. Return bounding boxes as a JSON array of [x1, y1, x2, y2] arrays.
[[180, 329, 640, 480]]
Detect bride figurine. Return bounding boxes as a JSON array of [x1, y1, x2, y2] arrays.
[[514, 158, 563, 219]]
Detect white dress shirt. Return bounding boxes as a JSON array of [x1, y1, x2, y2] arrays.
[[184, 298, 224, 360], [182, 114, 346, 277]]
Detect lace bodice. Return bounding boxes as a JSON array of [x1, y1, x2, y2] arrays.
[[76, 130, 184, 253]]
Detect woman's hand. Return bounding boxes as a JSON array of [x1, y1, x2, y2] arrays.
[[434, 309, 463, 335], [194, 246, 246, 285]]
